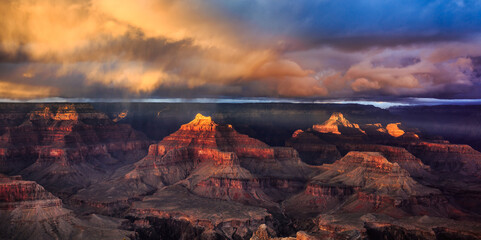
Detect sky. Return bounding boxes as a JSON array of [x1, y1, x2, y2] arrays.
[[1, 0, 481, 100]]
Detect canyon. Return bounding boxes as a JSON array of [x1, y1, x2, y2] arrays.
[[0, 104, 151, 197], [0, 103, 480, 239]]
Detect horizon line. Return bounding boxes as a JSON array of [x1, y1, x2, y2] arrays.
[[0, 97, 480, 109]]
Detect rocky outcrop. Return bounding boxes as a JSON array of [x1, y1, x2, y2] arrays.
[[285, 152, 459, 219], [386, 123, 405, 137], [0, 174, 62, 210], [296, 113, 423, 143], [73, 113, 313, 213], [0, 174, 133, 240], [311, 213, 481, 240], [285, 112, 481, 237], [130, 185, 271, 240], [312, 113, 366, 135], [249, 224, 321, 240], [337, 144, 433, 180], [401, 142, 481, 215], [362, 123, 388, 135], [404, 142, 481, 179], [183, 161, 277, 207], [287, 113, 426, 167], [0, 104, 151, 195], [112, 110, 128, 122]]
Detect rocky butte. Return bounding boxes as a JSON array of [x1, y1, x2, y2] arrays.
[[312, 112, 366, 135], [73, 113, 314, 239]]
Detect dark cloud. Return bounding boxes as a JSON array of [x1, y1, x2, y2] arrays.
[[212, 0, 481, 50], [66, 31, 200, 64], [297, 34, 469, 52], [0, 0, 480, 100], [0, 44, 31, 63]]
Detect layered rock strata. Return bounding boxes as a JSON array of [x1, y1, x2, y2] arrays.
[[0, 104, 150, 195], [130, 185, 271, 239], [337, 144, 432, 180], [0, 174, 133, 240], [285, 152, 459, 219], [74, 114, 313, 213], [404, 142, 481, 179]]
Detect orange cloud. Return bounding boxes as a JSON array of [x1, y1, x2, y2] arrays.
[[351, 78, 381, 92], [0, 0, 327, 97], [0, 81, 57, 99]]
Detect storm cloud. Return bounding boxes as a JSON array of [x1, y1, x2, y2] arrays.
[[0, 0, 480, 99]]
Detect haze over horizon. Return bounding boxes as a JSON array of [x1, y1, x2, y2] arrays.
[[1, 0, 481, 100]]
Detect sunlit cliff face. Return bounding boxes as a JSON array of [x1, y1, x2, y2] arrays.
[[0, 0, 480, 99]]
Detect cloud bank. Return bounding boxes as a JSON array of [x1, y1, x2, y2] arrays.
[[0, 0, 481, 99]]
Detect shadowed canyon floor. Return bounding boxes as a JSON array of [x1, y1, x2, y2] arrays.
[[0, 103, 480, 239]]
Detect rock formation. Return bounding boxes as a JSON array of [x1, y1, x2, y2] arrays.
[[73, 114, 316, 239], [288, 113, 425, 166], [249, 224, 321, 240], [0, 104, 151, 196], [0, 174, 133, 240], [386, 123, 405, 137], [288, 113, 432, 168], [303, 112, 423, 141], [312, 213, 481, 240], [130, 185, 271, 239], [284, 152, 459, 219], [337, 144, 433, 180], [2, 106, 481, 240], [362, 123, 388, 135], [404, 142, 481, 179], [247, 111, 481, 238], [112, 110, 128, 122], [74, 113, 313, 214], [312, 112, 366, 135], [400, 141, 481, 215]]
